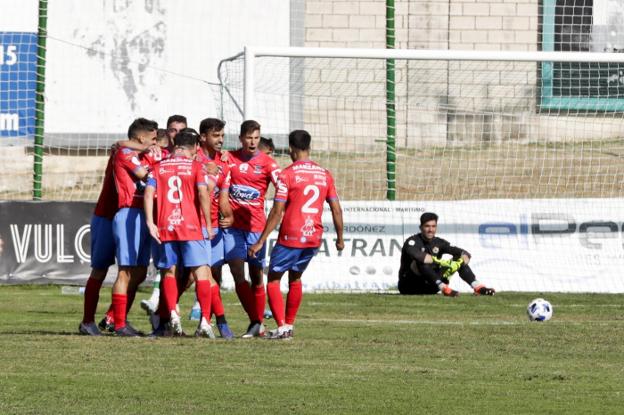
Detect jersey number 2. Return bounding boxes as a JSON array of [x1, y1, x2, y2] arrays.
[[302, 185, 320, 213]]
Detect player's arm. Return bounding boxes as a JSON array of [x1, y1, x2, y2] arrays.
[[443, 241, 471, 265], [115, 140, 162, 160], [248, 200, 285, 258], [144, 178, 160, 243], [198, 178, 215, 240], [328, 199, 345, 251], [218, 189, 233, 228]]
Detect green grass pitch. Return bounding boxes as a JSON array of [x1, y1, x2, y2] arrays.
[[0, 285, 622, 414]]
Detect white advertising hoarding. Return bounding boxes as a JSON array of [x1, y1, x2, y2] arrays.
[[222, 199, 624, 293]]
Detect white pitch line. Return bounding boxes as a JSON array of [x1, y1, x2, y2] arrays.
[[306, 318, 624, 326]]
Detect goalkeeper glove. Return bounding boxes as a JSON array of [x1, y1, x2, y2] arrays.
[[442, 258, 463, 279], [431, 256, 452, 268]]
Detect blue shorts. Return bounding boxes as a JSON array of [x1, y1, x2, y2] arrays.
[[157, 240, 211, 269], [113, 207, 150, 267], [90, 214, 116, 269], [204, 227, 225, 267], [269, 243, 318, 273], [223, 227, 265, 268]]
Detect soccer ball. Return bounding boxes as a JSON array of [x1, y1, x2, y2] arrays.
[[527, 298, 553, 322]]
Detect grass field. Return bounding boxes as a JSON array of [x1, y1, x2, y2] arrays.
[[0, 285, 622, 414]]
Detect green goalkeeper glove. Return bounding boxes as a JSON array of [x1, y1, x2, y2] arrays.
[[431, 256, 452, 268], [442, 258, 464, 279]]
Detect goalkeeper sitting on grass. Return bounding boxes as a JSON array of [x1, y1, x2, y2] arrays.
[[398, 212, 495, 297]]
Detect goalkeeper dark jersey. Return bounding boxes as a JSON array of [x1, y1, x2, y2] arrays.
[[398, 233, 470, 279]]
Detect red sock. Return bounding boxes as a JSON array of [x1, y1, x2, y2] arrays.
[[105, 305, 114, 322], [285, 280, 303, 325], [112, 293, 127, 330], [211, 284, 225, 318], [267, 281, 285, 327], [195, 280, 212, 321], [162, 277, 179, 314], [235, 281, 255, 321], [254, 284, 266, 323], [82, 277, 103, 324]]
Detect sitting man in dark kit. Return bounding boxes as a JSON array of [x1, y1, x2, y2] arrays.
[[398, 212, 495, 297]]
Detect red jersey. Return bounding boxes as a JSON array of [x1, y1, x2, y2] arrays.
[[196, 148, 231, 228], [93, 151, 119, 219], [274, 160, 338, 248], [113, 147, 148, 209], [147, 154, 211, 242], [227, 150, 280, 232]]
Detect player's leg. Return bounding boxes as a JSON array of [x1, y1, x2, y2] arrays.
[[413, 261, 458, 296], [209, 227, 233, 338], [160, 241, 183, 335], [140, 238, 162, 315], [457, 263, 495, 295], [280, 247, 317, 339], [181, 239, 215, 338], [111, 207, 151, 336], [241, 231, 268, 338], [223, 228, 255, 321]]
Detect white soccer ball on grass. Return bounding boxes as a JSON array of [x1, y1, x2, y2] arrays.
[[527, 298, 553, 322]]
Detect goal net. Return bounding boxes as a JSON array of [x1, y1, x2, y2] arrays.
[[216, 47, 624, 292]]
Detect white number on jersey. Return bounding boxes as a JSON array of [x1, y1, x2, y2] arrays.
[[167, 175, 183, 203], [301, 184, 320, 213]]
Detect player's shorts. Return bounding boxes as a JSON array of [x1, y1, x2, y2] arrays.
[[112, 207, 150, 267], [204, 227, 225, 267], [157, 240, 211, 269], [268, 243, 318, 273], [90, 214, 115, 269], [223, 227, 265, 268]]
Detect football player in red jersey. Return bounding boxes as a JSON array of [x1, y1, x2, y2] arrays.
[[224, 120, 281, 338], [108, 118, 158, 336], [249, 130, 344, 339], [144, 128, 217, 337], [79, 120, 162, 336]]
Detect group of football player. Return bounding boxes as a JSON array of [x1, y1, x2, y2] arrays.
[[78, 115, 344, 339]]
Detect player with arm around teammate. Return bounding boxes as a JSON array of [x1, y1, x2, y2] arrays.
[[224, 120, 282, 338], [249, 129, 345, 339], [144, 128, 217, 337], [398, 212, 495, 297]]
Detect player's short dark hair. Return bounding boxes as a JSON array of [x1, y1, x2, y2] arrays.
[[156, 128, 168, 141], [174, 128, 199, 148], [199, 118, 226, 135], [259, 137, 275, 152], [127, 118, 158, 139], [240, 120, 260, 137], [288, 130, 311, 151], [420, 212, 438, 225], [167, 114, 187, 127]]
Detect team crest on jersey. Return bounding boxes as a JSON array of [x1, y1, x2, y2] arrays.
[[254, 164, 263, 174], [167, 208, 183, 227], [300, 217, 315, 237], [239, 163, 249, 173], [432, 247, 439, 254]]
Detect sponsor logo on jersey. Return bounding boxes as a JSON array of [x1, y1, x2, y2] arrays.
[[301, 217, 316, 237], [230, 184, 261, 201], [432, 246, 439, 254], [168, 207, 184, 227], [295, 175, 306, 184]]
